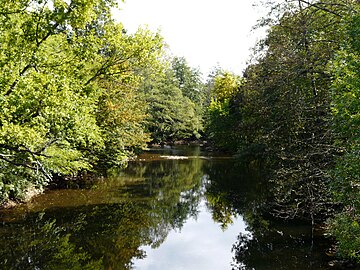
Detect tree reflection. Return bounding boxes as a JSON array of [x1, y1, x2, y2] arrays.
[[231, 225, 333, 270], [0, 147, 334, 269], [204, 159, 269, 230], [0, 213, 103, 270], [203, 159, 333, 270], [132, 158, 204, 231], [0, 155, 205, 270]]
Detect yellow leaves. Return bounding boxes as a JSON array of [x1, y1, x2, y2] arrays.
[[212, 71, 243, 101], [208, 98, 230, 117], [97, 80, 149, 149]]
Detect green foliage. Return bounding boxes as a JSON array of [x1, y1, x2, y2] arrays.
[[0, 0, 109, 202], [242, 2, 345, 222], [140, 60, 204, 144], [205, 70, 244, 150], [328, 213, 360, 262], [171, 57, 206, 135], [331, 151, 360, 214], [205, 1, 359, 262], [0, 0, 166, 203], [95, 79, 149, 168], [93, 26, 164, 168], [328, 10, 360, 263], [207, 98, 236, 150], [171, 57, 206, 106]]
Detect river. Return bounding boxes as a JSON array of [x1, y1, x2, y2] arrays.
[[0, 145, 337, 269]]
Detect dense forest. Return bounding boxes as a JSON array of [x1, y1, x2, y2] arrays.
[[206, 0, 360, 263], [0, 0, 358, 265]]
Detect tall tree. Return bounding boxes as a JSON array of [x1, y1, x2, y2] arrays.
[[0, 0, 113, 202], [327, 7, 360, 262], [171, 57, 205, 106], [240, 0, 353, 223], [140, 66, 200, 143], [171, 57, 206, 135], [0, 0, 165, 203], [93, 26, 165, 168], [206, 70, 244, 151], [235, 0, 360, 262]]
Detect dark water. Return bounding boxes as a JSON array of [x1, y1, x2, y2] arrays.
[[0, 145, 337, 270]]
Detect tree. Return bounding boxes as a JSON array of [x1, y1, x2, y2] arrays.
[[239, 0, 352, 223], [327, 7, 360, 262], [238, 0, 360, 263], [0, 0, 112, 203], [140, 61, 202, 144], [0, 0, 166, 203], [93, 26, 165, 168], [205, 70, 244, 151], [171, 57, 206, 106], [171, 57, 206, 135]]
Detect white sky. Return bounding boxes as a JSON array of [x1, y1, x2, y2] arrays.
[[113, 0, 267, 77]]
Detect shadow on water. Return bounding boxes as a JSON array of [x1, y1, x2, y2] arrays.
[[0, 145, 337, 269]]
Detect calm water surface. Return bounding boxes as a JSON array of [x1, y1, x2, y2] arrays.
[[0, 145, 336, 269]]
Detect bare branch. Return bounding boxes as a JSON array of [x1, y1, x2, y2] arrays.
[[298, 0, 344, 17], [0, 143, 53, 181]]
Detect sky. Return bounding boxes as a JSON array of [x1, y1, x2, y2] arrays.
[[113, 0, 267, 77]]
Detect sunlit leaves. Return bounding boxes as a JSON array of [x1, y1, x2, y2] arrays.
[[328, 10, 360, 263], [0, 0, 166, 202], [206, 70, 243, 150], [211, 71, 242, 102], [328, 213, 360, 262]]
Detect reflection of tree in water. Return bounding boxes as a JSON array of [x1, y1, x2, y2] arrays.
[[0, 212, 103, 270], [125, 157, 204, 239], [204, 159, 269, 230], [0, 157, 205, 270], [231, 224, 333, 270], [0, 150, 334, 269], [204, 159, 333, 270]]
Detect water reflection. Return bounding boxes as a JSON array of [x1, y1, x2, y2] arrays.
[[134, 200, 246, 270], [0, 146, 334, 269], [232, 224, 333, 270], [0, 146, 206, 270], [204, 158, 336, 270]]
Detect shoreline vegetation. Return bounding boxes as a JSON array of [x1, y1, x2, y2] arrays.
[[0, 0, 359, 266]]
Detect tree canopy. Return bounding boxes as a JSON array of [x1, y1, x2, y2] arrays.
[[0, 0, 174, 203], [205, 0, 360, 264], [0, 0, 208, 204]]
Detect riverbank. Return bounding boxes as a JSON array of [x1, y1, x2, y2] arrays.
[[0, 145, 344, 269]]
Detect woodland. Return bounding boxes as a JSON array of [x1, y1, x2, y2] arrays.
[[0, 0, 359, 264]]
